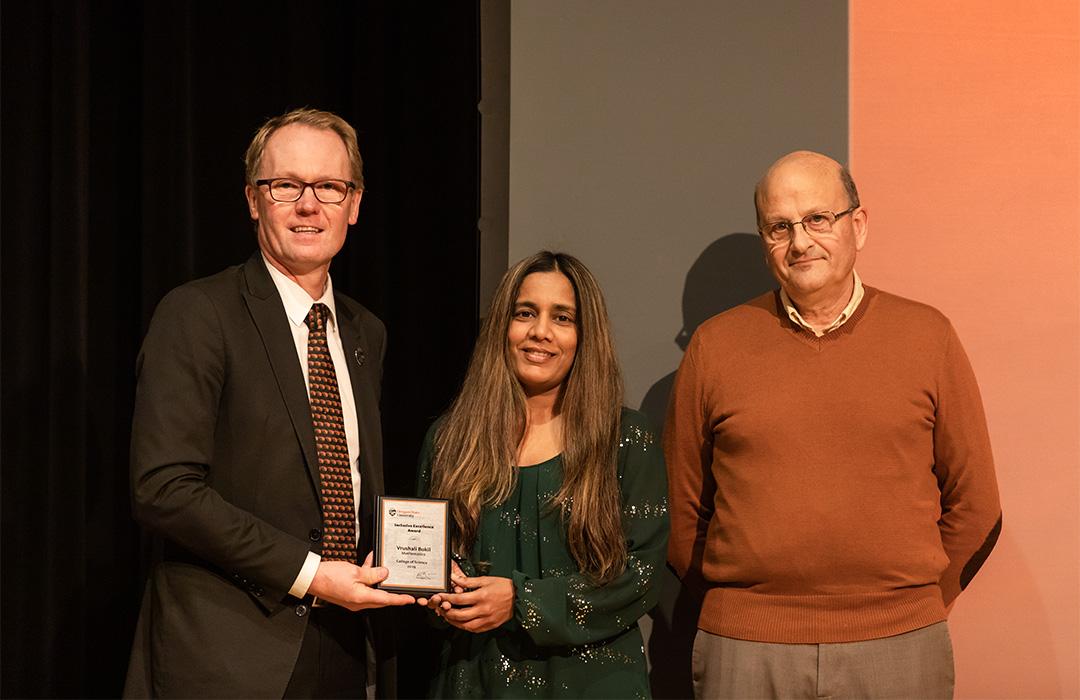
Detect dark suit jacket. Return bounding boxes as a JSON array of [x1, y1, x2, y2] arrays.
[[124, 252, 395, 698]]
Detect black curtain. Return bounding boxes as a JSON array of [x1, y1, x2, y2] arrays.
[[1, 2, 480, 696]]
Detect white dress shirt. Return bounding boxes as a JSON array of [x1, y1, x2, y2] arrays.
[[262, 256, 362, 598]]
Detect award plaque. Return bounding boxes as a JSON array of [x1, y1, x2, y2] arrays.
[[374, 496, 450, 594]]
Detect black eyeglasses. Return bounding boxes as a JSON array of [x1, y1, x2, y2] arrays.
[[759, 206, 857, 244], [255, 178, 357, 204]]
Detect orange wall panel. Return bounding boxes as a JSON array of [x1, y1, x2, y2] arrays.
[[851, 1, 1079, 697]]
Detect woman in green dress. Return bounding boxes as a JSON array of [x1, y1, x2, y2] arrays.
[[416, 251, 669, 698]]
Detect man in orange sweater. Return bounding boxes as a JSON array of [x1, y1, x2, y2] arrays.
[[664, 151, 1001, 699]]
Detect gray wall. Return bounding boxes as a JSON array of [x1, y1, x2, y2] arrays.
[[493, 2, 849, 694], [506, 0, 848, 414]]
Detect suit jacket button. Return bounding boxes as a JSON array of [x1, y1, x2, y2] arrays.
[[309, 528, 322, 542], [296, 604, 308, 617], [251, 585, 264, 597]]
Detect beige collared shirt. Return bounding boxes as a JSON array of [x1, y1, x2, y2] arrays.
[[780, 270, 865, 337], [262, 256, 362, 598]]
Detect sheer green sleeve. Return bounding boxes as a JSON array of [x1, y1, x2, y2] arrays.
[[511, 409, 669, 648]]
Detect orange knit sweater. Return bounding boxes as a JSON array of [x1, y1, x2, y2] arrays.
[[664, 287, 1001, 643]]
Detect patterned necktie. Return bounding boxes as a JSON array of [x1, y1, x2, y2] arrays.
[[305, 303, 358, 563]]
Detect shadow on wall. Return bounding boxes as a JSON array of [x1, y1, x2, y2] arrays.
[[951, 531, 1060, 699], [640, 233, 775, 699], [639, 233, 776, 425]]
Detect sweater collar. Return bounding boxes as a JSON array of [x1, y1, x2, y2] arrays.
[[775, 282, 877, 343], [779, 270, 865, 337]]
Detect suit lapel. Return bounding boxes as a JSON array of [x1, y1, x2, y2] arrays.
[[335, 301, 383, 550], [239, 253, 321, 490]]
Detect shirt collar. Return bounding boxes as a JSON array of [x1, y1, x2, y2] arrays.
[[780, 270, 864, 337], [261, 254, 338, 329]]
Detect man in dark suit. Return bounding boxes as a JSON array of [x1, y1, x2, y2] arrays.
[[125, 108, 414, 698]]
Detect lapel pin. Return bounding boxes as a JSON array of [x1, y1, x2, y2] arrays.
[[353, 347, 366, 367]]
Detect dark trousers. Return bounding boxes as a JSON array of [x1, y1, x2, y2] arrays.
[[284, 606, 368, 698]]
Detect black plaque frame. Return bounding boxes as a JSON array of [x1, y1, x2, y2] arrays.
[[374, 496, 451, 595]]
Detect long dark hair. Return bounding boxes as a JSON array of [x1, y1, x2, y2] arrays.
[[429, 251, 627, 584]]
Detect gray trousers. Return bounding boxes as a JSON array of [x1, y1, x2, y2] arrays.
[[691, 622, 954, 699]]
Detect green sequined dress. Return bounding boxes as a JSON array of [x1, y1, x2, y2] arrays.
[[417, 408, 669, 699]]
